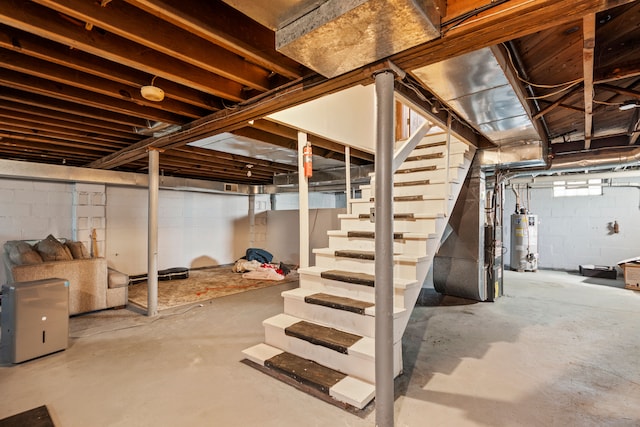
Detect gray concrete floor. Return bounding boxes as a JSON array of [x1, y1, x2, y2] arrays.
[[1, 270, 639, 427]]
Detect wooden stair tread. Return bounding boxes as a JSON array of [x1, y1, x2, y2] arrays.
[[285, 320, 363, 354], [321, 269, 375, 287], [357, 213, 414, 220], [416, 140, 446, 149], [334, 250, 375, 260], [406, 152, 444, 161], [395, 165, 437, 174], [347, 231, 404, 239], [264, 351, 347, 394], [369, 195, 423, 202], [394, 179, 430, 187], [305, 292, 374, 315], [242, 343, 375, 410]]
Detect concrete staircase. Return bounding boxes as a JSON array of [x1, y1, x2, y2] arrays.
[[243, 133, 475, 409]]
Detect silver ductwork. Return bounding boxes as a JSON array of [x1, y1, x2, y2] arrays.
[[413, 47, 543, 156], [480, 140, 547, 169], [275, 0, 441, 78], [550, 146, 640, 172]]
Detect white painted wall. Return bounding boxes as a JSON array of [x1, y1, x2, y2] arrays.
[[503, 180, 640, 271], [0, 179, 73, 285], [268, 84, 376, 153], [264, 208, 345, 265], [106, 187, 252, 275], [273, 192, 345, 210]]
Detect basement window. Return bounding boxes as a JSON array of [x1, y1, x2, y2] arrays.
[[553, 179, 602, 197]]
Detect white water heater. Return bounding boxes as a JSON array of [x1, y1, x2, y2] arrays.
[[510, 214, 538, 271]]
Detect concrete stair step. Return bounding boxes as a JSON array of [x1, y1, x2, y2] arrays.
[[241, 343, 375, 409]]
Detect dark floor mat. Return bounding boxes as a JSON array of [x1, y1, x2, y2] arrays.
[[0, 405, 54, 427]]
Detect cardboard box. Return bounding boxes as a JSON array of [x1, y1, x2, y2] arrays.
[[622, 262, 640, 291]]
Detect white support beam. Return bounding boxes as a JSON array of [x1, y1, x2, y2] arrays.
[[147, 147, 161, 317]]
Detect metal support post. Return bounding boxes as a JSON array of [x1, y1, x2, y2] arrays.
[[298, 131, 310, 268], [147, 147, 161, 317], [374, 69, 395, 427], [345, 146, 351, 214]]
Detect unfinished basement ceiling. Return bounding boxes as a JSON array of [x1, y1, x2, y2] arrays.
[[0, 0, 638, 186]]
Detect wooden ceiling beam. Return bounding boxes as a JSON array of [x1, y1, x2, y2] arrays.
[[152, 156, 274, 180], [532, 84, 584, 120], [597, 83, 640, 99], [0, 68, 188, 125], [231, 127, 349, 163], [0, 106, 139, 141], [583, 13, 596, 150], [0, 97, 141, 136], [123, 0, 303, 80], [0, 87, 150, 128], [250, 119, 374, 163], [0, 48, 208, 119], [0, 135, 110, 156], [89, 0, 633, 170], [395, 0, 636, 71], [0, 118, 131, 147], [0, 0, 246, 101], [0, 24, 222, 111], [173, 146, 297, 173], [594, 60, 640, 83], [32, 0, 272, 91], [0, 145, 89, 165]]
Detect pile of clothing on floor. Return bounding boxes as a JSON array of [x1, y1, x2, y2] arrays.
[[232, 248, 291, 281]]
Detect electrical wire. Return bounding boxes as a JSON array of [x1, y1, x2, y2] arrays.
[[502, 42, 584, 89], [524, 80, 583, 100]]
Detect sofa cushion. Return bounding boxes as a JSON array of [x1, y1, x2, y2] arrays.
[[65, 241, 90, 259], [5, 240, 44, 265], [35, 234, 73, 261]]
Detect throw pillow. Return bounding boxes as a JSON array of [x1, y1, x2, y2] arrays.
[[6, 241, 44, 265], [35, 234, 73, 262], [65, 241, 90, 259]]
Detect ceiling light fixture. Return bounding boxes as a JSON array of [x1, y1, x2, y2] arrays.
[[141, 76, 165, 102], [246, 164, 253, 177], [619, 100, 640, 111]]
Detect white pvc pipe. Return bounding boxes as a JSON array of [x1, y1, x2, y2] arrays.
[[345, 146, 351, 214]]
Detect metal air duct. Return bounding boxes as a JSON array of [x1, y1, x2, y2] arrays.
[[275, 0, 442, 78]]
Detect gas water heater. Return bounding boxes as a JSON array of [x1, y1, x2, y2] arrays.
[[510, 212, 538, 271]]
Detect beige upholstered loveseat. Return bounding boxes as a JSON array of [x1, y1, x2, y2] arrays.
[[3, 236, 128, 315]]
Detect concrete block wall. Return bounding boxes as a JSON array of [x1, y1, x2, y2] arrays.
[[504, 180, 640, 271], [0, 179, 73, 284]]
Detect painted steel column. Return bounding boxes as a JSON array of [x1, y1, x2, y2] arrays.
[[298, 131, 310, 268], [147, 147, 161, 317], [374, 70, 395, 427], [248, 194, 256, 248], [446, 114, 452, 199], [345, 146, 351, 214]]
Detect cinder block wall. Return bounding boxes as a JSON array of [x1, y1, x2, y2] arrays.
[[503, 181, 640, 271], [0, 179, 74, 284]]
